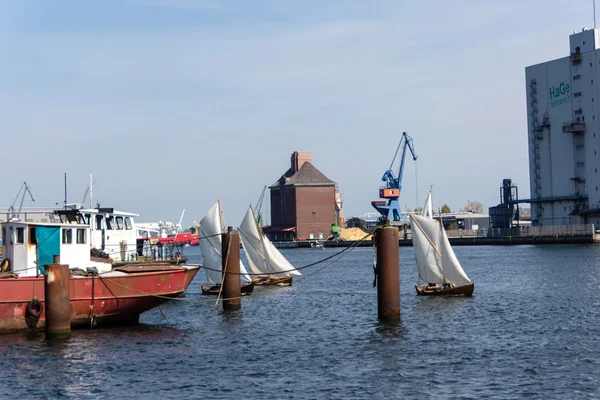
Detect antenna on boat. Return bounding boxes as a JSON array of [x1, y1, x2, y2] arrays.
[[64, 173, 67, 210]]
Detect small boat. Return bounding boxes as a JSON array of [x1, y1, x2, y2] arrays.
[[0, 211, 200, 333], [411, 191, 474, 297], [238, 205, 301, 285], [198, 200, 255, 295], [201, 282, 255, 295], [310, 240, 324, 249]]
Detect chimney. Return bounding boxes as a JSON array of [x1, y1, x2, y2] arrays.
[[290, 151, 312, 173]]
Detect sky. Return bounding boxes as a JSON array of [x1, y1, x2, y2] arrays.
[[0, 0, 596, 227]]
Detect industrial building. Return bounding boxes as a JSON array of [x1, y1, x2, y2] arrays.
[[526, 27, 600, 226], [266, 152, 342, 241]]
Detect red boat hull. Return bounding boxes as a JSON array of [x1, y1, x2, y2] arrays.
[[0, 266, 199, 333]]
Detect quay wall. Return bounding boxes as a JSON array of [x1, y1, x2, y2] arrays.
[[273, 234, 598, 248]]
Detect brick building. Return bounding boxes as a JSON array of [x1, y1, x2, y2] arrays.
[[266, 152, 340, 241]]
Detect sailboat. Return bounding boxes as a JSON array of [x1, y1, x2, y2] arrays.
[[238, 205, 301, 285], [198, 200, 255, 295], [410, 192, 474, 296]]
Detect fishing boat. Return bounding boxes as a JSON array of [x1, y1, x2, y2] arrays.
[[238, 205, 301, 285], [198, 200, 254, 295], [410, 192, 474, 296], [0, 209, 200, 333]]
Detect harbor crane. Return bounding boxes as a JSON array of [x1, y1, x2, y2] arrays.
[[253, 185, 267, 228], [8, 182, 35, 221], [371, 132, 417, 221]]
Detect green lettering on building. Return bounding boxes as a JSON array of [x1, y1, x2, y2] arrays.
[[549, 81, 571, 107]]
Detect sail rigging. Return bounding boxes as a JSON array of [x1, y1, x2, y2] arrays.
[[238, 205, 301, 278], [410, 192, 471, 285], [198, 200, 252, 284]]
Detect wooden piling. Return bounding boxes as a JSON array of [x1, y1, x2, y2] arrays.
[[376, 223, 400, 320], [45, 255, 71, 337], [222, 227, 241, 310]]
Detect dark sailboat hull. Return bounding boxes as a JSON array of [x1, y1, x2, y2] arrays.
[[415, 282, 474, 297], [201, 283, 255, 295]]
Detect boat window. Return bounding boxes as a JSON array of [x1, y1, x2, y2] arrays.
[[125, 217, 132, 230], [76, 229, 86, 244], [62, 228, 73, 244], [1, 227, 5, 244], [9, 227, 13, 244], [16, 228, 24, 244], [95, 215, 103, 230], [116, 216, 124, 230], [29, 227, 36, 244], [106, 216, 114, 230]]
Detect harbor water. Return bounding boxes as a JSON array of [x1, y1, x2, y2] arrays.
[[1, 244, 600, 398]]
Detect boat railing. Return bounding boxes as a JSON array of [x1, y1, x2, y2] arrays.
[[487, 224, 595, 238], [445, 224, 595, 238]]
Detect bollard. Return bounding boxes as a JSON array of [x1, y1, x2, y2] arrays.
[[45, 255, 71, 337], [376, 223, 400, 321], [222, 227, 241, 310]]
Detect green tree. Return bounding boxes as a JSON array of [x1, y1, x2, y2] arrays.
[[441, 204, 451, 214]]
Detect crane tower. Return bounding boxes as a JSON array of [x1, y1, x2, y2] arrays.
[[371, 132, 417, 221]]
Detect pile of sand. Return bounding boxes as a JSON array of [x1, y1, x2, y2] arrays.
[[338, 227, 372, 241]]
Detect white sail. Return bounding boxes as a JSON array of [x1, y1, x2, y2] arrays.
[[239, 206, 267, 275], [198, 202, 223, 284], [410, 213, 471, 285], [238, 205, 301, 278], [421, 191, 433, 218], [199, 201, 252, 284]]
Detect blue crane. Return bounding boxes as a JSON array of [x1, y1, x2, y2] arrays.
[[371, 132, 417, 221]]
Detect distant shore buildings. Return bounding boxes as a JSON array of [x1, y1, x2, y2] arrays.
[[264, 152, 342, 241], [526, 27, 600, 226]]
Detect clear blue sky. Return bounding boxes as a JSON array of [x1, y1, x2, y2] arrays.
[[0, 0, 595, 226]]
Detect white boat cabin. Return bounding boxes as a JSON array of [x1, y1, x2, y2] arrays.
[[77, 207, 139, 262], [0, 219, 112, 277], [0, 208, 140, 277]]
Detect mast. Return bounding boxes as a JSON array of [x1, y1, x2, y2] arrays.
[[64, 173, 67, 210], [217, 198, 225, 233], [90, 171, 94, 247]]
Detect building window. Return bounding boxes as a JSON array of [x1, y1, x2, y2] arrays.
[[62, 228, 73, 244], [76, 229, 86, 244], [574, 92, 582, 97], [309, 232, 314, 239], [592, 80, 594, 84], [16, 228, 24, 244], [591, 62, 593, 67], [116, 216, 124, 230], [125, 217, 132, 230], [574, 74, 581, 80], [29, 227, 36, 244]]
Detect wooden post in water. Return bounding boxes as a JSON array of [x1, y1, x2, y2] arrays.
[[45, 255, 71, 337], [376, 221, 400, 320], [222, 227, 241, 310]]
